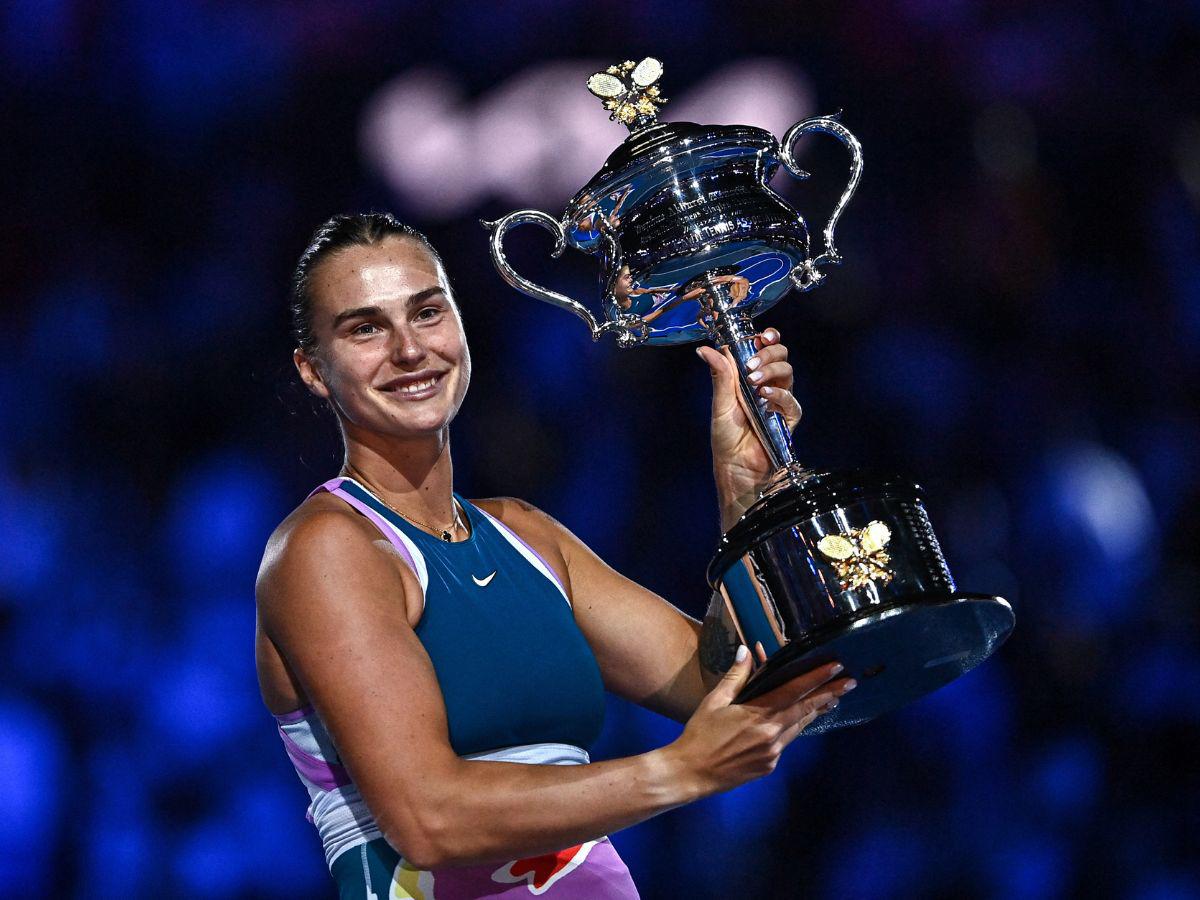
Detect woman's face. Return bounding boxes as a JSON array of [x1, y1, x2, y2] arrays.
[[294, 237, 471, 441]]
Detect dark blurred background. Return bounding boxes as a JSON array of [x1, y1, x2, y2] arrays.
[[2, 0, 1198, 897]]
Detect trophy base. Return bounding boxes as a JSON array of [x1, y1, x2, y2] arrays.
[[734, 592, 1014, 732]]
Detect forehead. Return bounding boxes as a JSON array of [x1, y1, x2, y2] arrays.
[[311, 238, 447, 312]]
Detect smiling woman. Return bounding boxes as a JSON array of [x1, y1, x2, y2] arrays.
[[288, 215, 471, 447], [254, 212, 854, 898]]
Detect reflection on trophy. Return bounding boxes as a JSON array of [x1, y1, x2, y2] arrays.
[[482, 57, 1014, 730]]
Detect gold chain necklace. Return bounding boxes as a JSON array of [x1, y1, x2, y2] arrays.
[[340, 464, 465, 542]]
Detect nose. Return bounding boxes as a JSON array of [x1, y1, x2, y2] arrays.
[[390, 324, 428, 367]]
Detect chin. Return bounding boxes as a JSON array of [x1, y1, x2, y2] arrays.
[[383, 403, 459, 437], [341, 384, 465, 441]]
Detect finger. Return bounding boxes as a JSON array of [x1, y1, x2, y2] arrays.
[[775, 677, 857, 731], [696, 346, 742, 411], [756, 386, 803, 431], [753, 328, 781, 350], [747, 661, 844, 712], [696, 345, 737, 386], [779, 692, 843, 743], [745, 343, 788, 371], [774, 675, 857, 731], [704, 644, 753, 708], [754, 641, 768, 665], [699, 345, 758, 425], [743, 347, 788, 384], [773, 693, 837, 745], [745, 362, 792, 391]]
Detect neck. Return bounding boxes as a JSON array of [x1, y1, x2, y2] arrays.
[[338, 423, 456, 526]]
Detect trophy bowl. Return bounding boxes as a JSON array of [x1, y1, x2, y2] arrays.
[[483, 57, 1014, 728], [484, 60, 861, 351], [564, 120, 814, 345]]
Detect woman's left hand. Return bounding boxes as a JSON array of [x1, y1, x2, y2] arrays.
[[696, 328, 802, 531]]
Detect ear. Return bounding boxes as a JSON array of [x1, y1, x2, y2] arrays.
[[293, 347, 331, 400]]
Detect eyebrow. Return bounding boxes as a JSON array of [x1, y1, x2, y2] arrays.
[[330, 287, 447, 329]]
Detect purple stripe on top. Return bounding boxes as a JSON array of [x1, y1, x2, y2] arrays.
[[306, 476, 347, 500], [330, 488, 421, 576], [274, 704, 315, 725], [483, 511, 570, 599], [307, 477, 420, 580], [277, 726, 351, 793]]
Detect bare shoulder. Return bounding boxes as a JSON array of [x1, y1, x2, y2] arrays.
[[255, 492, 417, 629], [471, 495, 597, 559], [257, 494, 369, 593], [472, 495, 572, 540]]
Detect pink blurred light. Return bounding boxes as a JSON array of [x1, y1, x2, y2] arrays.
[[473, 60, 628, 208], [359, 69, 477, 217], [671, 58, 814, 140], [360, 59, 814, 219]]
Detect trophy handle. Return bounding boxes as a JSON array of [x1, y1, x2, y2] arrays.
[[481, 210, 647, 345], [778, 115, 864, 292]]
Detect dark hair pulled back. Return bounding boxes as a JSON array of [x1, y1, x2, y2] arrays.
[[289, 212, 445, 353]]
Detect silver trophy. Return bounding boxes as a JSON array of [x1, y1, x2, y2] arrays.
[[483, 58, 1013, 730]]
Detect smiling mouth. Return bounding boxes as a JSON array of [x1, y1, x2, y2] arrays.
[[382, 372, 446, 399]]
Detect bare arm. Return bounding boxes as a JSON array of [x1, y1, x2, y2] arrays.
[[464, 329, 810, 740], [256, 508, 851, 869]]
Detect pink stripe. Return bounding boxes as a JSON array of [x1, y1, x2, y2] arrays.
[[307, 477, 420, 579], [487, 514, 569, 597], [277, 727, 351, 792], [274, 704, 315, 724], [331, 488, 420, 576], [306, 476, 346, 499]]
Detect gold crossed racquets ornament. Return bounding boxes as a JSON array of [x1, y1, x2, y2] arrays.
[[586, 57, 668, 126], [817, 521, 894, 591]]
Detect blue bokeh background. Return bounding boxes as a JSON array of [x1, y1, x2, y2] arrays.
[[2, 1, 1198, 897]]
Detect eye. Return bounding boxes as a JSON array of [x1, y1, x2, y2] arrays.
[[416, 306, 442, 321], [351, 322, 379, 335]]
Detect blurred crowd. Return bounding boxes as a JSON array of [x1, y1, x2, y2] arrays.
[[1, 0, 1197, 896]]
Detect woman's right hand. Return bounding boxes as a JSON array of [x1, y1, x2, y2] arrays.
[[665, 648, 856, 796]]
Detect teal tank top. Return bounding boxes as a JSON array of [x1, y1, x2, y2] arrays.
[[310, 476, 607, 756]]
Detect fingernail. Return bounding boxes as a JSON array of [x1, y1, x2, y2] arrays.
[[841, 679, 858, 692], [746, 356, 761, 370], [748, 370, 763, 383], [825, 698, 840, 711], [735, 644, 749, 663], [830, 663, 844, 675], [759, 385, 773, 396]]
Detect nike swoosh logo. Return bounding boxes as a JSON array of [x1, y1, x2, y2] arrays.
[[472, 571, 497, 587]]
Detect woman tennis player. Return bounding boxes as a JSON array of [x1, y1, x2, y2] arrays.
[[254, 212, 856, 898]]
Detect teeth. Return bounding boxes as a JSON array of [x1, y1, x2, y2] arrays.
[[395, 376, 438, 395]]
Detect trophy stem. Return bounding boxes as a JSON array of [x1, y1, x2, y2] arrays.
[[701, 273, 798, 472]]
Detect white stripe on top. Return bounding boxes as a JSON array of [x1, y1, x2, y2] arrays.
[[336, 477, 430, 594], [476, 508, 571, 606]]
